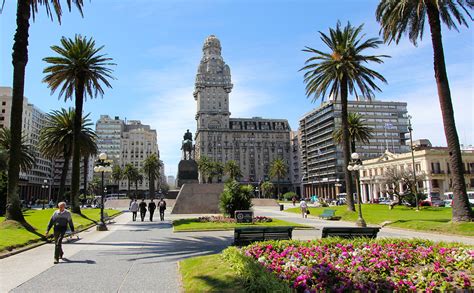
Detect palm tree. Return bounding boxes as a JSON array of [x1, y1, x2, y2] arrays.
[[0, 128, 35, 216], [111, 165, 123, 195], [224, 160, 242, 181], [123, 164, 137, 199], [300, 21, 388, 211], [143, 154, 162, 199], [260, 181, 274, 198], [376, 1, 473, 221], [197, 156, 212, 183], [334, 112, 373, 154], [5, 0, 84, 222], [39, 109, 96, 202], [269, 158, 287, 199], [211, 161, 224, 183], [43, 35, 115, 213], [134, 172, 144, 199]]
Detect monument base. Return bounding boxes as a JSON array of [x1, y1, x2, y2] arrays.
[[171, 183, 224, 214], [177, 160, 199, 188]]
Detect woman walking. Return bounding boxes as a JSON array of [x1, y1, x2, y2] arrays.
[[300, 199, 308, 218]]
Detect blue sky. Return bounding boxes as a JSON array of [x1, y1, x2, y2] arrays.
[[1, 0, 473, 177]]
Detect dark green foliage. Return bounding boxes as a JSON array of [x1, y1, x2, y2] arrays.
[[219, 180, 253, 218], [282, 192, 297, 201]]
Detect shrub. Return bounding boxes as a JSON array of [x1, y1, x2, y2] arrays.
[[219, 180, 253, 218], [197, 216, 273, 224], [282, 192, 297, 201], [242, 238, 473, 292], [222, 247, 290, 293]]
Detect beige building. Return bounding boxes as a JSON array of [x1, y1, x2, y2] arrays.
[[358, 146, 474, 202], [193, 35, 291, 187]]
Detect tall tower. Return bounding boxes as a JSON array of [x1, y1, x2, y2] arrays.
[[194, 35, 233, 130]]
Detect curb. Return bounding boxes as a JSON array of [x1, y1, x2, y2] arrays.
[[0, 211, 123, 259]]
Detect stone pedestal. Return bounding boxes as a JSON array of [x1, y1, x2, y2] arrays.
[[171, 183, 224, 214], [177, 160, 198, 188]]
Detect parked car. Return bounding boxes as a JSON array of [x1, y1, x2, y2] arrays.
[[378, 198, 390, 205], [431, 199, 446, 207]]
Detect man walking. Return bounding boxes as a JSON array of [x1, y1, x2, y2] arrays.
[[148, 199, 156, 222], [129, 199, 139, 221], [45, 202, 74, 264], [158, 198, 167, 221], [139, 199, 147, 222]]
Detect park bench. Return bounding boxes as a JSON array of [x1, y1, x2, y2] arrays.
[[318, 209, 341, 220], [321, 227, 381, 239], [234, 226, 293, 246]]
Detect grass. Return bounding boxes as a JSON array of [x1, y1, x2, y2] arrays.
[[286, 204, 474, 236], [179, 254, 245, 292], [0, 208, 121, 252], [173, 218, 312, 232]]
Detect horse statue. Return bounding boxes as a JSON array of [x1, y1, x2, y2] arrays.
[[181, 129, 194, 160]]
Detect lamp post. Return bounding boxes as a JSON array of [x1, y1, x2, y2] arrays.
[[94, 153, 112, 231], [41, 179, 48, 209], [407, 115, 419, 211], [347, 152, 367, 227]]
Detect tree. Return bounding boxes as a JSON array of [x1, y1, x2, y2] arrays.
[[334, 112, 373, 153], [260, 181, 274, 198], [123, 164, 137, 199], [0, 129, 35, 216], [134, 172, 144, 199], [39, 109, 96, 202], [43, 35, 115, 214], [143, 154, 162, 199], [197, 155, 212, 183], [219, 180, 253, 218], [224, 160, 242, 181], [381, 166, 426, 206], [376, 0, 473, 221], [111, 165, 123, 194], [211, 161, 224, 183], [269, 158, 288, 199], [4, 0, 84, 223], [300, 21, 388, 212]]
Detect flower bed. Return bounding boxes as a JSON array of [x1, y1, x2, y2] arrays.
[[197, 215, 272, 223], [243, 239, 473, 291]]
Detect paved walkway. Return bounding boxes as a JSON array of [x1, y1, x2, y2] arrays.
[[1, 205, 472, 293]]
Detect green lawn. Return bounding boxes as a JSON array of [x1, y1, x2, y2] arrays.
[[180, 254, 244, 292], [286, 204, 474, 236], [173, 218, 311, 232], [0, 208, 121, 252]]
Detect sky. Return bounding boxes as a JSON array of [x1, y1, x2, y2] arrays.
[[1, 0, 473, 177]]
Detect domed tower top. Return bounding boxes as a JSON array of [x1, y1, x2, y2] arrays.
[[203, 35, 222, 59]]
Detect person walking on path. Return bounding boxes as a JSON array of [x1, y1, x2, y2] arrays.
[[292, 196, 296, 206], [139, 199, 147, 222], [158, 198, 167, 221], [45, 202, 75, 264], [148, 199, 156, 222], [300, 199, 308, 218], [129, 199, 139, 221]]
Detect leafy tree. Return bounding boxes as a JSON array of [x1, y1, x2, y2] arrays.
[[39, 109, 96, 202], [269, 158, 287, 199], [43, 35, 115, 214], [282, 191, 298, 201], [381, 166, 426, 206], [111, 165, 123, 194], [4, 0, 84, 222], [376, 0, 473, 221], [300, 21, 388, 211], [0, 128, 35, 215], [219, 180, 253, 218], [260, 181, 274, 198], [333, 112, 373, 153], [224, 160, 242, 181], [143, 154, 162, 199], [123, 164, 137, 199], [211, 161, 225, 183], [197, 155, 212, 183]]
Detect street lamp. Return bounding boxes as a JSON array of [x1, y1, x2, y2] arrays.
[[41, 179, 49, 210], [407, 115, 419, 211], [347, 152, 367, 227], [93, 153, 113, 231]]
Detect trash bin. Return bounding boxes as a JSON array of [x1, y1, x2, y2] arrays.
[[280, 204, 284, 211]]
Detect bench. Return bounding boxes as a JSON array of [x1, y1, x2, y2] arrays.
[[234, 226, 293, 246], [321, 227, 381, 239], [318, 209, 341, 220]]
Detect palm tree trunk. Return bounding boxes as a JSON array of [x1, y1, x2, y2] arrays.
[[341, 76, 356, 211], [59, 151, 71, 202], [70, 77, 85, 214], [351, 138, 356, 154], [128, 179, 131, 199], [149, 171, 155, 199], [135, 180, 138, 198], [83, 154, 89, 195], [425, 1, 473, 221], [6, 0, 31, 222], [277, 176, 281, 200]]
